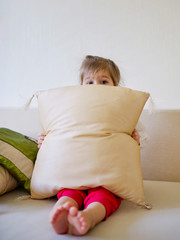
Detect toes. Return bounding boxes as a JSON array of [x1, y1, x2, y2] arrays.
[[57, 205, 64, 211], [63, 201, 73, 210], [50, 207, 63, 223], [50, 205, 68, 223], [77, 213, 87, 229], [69, 206, 78, 216]]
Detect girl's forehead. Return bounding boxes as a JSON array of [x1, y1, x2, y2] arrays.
[[84, 69, 111, 78]]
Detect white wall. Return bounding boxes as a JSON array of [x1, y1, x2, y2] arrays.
[[1, 0, 180, 109]]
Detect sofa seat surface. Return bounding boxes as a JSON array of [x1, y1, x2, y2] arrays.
[[0, 180, 180, 240]]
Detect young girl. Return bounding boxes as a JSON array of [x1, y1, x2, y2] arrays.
[[38, 55, 140, 236]]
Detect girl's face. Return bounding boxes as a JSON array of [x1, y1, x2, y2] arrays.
[[82, 69, 114, 86]]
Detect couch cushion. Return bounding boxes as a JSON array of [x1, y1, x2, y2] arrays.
[[1, 181, 180, 240], [140, 110, 180, 182]]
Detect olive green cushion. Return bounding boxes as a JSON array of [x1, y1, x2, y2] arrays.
[[0, 128, 38, 193]]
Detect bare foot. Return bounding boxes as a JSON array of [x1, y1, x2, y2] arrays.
[[50, 202, 72, 234], [68, 206, 93, 235], [50, 198, 106, 236]]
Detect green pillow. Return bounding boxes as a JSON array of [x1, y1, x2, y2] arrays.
[[0, 128, 38, 192]]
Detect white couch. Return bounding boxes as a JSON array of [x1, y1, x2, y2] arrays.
[[0, 109, 180, 240]]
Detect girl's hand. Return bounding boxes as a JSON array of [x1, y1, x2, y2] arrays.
[[38, 133, 46, 149], [131, 128, 140, 145], [38, 130, 140, 148]]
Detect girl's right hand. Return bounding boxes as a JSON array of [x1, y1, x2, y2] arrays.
[[38, 133, 46, 148]]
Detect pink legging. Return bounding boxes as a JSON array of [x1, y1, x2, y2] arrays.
[[57, 187, 122, 220]]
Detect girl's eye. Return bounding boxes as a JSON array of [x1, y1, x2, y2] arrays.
[[87, 81, 93, 84], [101, 80, 108, 84]]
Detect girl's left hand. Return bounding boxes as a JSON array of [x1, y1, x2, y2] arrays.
[[131, 128, 140, 145], [38, 133, 46, 149]]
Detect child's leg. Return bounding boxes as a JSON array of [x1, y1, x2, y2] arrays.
[[68, 187, 122, 235], [50, 189, 86, 234], [85, 187, 122, 219]]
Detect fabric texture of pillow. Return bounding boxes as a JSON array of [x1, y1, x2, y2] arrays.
[[0, 128, 38, 193], [31, 85, 150, 207], [0, 165, 18, 195]]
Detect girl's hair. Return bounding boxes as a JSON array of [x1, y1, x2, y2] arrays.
[[80, 55, 120, 86]]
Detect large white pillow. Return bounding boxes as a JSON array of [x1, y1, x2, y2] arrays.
[[31, 85, 150, 207]]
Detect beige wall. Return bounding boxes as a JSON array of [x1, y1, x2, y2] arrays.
[[1, 0, 180, 109]]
